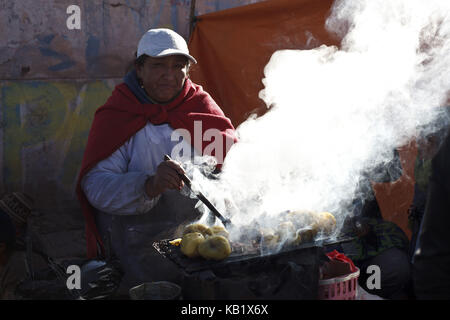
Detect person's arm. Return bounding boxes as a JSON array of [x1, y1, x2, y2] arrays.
[[370, 149, 403, 183], [81, 144, 160, 215], [81, 140, 186, 215]]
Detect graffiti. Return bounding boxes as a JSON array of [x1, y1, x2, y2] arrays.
[[0, 0, 261, 206], [37, 34, 77, 72], [0, 80, 118, 195]]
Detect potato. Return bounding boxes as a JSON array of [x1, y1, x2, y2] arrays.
[[285, 210, 317, 228], [169, 238, 182, 246], [292, 227, 317, 245], [260, 228, 280, 248], [182, 223, 213, 237], [198, 235, 232, 260], [314, 211, 337, 235], [210, 225, 229, 238], [286, 210, 336, 235], [276, 221, 295, 238], [180, 232, 205, 258]]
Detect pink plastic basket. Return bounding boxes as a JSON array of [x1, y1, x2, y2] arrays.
[[318, 268, 360, 300]]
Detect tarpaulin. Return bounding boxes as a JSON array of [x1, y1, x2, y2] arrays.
[[188, 0, 414, 238], [189, 0, 339, 126]]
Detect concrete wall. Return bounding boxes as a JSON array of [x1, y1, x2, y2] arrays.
[[0, 0, 263, 258]]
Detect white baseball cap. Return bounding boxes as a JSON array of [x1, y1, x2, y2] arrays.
[[137, 28, 197, 64]]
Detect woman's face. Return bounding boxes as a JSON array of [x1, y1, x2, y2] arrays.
[[136, 55, 189, 104]]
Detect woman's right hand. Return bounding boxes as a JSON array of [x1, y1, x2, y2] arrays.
[[145, 160, 185, 198]]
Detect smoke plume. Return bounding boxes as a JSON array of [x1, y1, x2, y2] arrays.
[[187, 0, 450, 243]]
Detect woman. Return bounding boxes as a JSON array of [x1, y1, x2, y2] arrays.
[[76, 28, 237, 293]]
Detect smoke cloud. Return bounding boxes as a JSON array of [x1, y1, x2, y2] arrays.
[[187, 0, 450, 243]]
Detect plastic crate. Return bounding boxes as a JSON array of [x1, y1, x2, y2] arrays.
[[318, 267, 360, 300]]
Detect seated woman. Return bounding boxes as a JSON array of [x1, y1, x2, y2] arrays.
[[77, 28, 237, 293]]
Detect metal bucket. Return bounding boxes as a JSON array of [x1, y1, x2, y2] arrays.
[[129, 281, 182, 300]]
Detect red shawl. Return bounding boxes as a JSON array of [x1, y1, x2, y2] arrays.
[[76, 79, 237, 258]]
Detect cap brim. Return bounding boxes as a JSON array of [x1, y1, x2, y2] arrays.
[[142, 48, 197, 64]]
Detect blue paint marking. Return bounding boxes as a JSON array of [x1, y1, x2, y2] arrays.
[[152, 0, 166, 28], [14, 104, 21, 126], [48, 60, 77, 72], [37, 34, 55, 45], [125, 0, 145, 33], [85, 35, 100, 70], [86, 35, 100, 60], [39, 47, 76, 71], [39, 47, 63, 58], [171, 1, 178, 31]]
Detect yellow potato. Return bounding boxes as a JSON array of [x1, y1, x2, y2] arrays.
[[210, 225, 229, 238], [315, 211, 337, 235], [182, 223, 213, 237], [292, 228, 317, 245], [198, 235, 232, 260], [286, 210, 336, 235], [169, 238, 182, 246], [276, 221, 295, 238], [260, 228, 280, 248], [180, 232, 205, 258], [286, 210, 317, 228]]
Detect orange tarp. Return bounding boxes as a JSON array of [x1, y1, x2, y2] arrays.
[[189, 0, 414, 238]]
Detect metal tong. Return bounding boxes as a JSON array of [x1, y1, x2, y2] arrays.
[[164, 154, 232, 227]]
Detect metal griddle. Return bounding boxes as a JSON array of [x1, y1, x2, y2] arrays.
[[153, 236, 355, 274]]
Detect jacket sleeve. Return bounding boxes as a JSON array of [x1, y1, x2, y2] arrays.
[[80, 142, 160, 215], [413, 132, 450, 299]]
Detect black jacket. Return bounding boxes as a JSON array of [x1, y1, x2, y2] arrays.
[[413, 131, 450, 299]]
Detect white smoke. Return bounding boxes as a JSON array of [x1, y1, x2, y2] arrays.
[[189, 0, 450, 241]]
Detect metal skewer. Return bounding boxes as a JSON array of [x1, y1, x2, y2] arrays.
[[164, 154, 232, 227]]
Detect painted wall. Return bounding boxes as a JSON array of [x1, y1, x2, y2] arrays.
[[0, 0, 263, 257]]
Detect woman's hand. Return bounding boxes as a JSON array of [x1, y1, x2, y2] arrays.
[[145, 160, 185, 198]]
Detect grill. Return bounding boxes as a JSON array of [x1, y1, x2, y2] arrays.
[[153, 236, 354, 274], [153, 236, 355, 299]]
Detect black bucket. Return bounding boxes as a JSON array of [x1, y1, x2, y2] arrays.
[[129, 281, 182, 300]]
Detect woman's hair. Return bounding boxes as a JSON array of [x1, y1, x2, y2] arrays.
[[124, 52, 192, 76], [135, 53, 148, 69]]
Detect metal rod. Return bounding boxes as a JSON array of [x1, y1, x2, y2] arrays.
[[164, 154, 232, 227]]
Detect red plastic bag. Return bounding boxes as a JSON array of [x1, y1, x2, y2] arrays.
[[321, 250, 358, 280], [326, 250, 357, 272]]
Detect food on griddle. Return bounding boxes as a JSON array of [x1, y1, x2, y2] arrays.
[[260, 228, 280, 249], [292, 227, 317, 245], [272, 210, 337, 246], [314, 211, 336, 235], [176, 210, 336, 259], [288, 210, 318, 227], [169, 238, 182, 246], [198, 235, 232, 260], [180, 232, 205, 258], [210, 225, 229, 238], [182, 223, 213, 237], [285, 210, 336, 234], [276, 221, 296, 239]]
